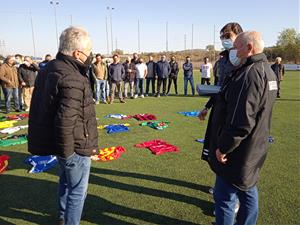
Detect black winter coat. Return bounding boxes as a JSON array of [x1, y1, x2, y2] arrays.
[[28, 52, 98, 158], [204, 53, 277, 191], [169, 60, 179, 78], [18, 63, 39, 87]]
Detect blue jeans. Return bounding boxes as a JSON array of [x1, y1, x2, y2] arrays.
[[135, 78, 144, 95], [58, 153, 91, 225], [4, 88, 20, 112], [95, 79, 106, 102], [214, 176, 258, 225], [183, 76, 195, 95]]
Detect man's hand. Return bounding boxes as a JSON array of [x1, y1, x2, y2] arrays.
[[198, 108, 208, 121], [216, 148, 227, 164]]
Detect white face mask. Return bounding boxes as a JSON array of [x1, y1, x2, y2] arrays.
[[222, 39, 233, 50], [229, 49, 241, 66]]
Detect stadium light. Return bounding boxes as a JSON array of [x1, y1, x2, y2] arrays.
[[50, 1, 59, 49]]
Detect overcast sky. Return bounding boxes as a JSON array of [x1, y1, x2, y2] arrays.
[[0, 0, 299, 57]]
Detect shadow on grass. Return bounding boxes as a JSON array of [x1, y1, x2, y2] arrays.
[[90, 167, 211, 193], [0, 151, 213, 224], [1, 173, 208, 225]]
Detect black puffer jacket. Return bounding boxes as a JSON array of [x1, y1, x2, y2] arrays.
[[18, 63, 39, 87], [28, 52, 98, 158]]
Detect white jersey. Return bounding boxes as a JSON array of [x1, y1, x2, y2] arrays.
[[201, 63, 212, 78]]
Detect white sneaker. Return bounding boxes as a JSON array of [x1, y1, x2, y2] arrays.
[[134, 94, 138, 99], [25, 108, 30, 112], [209, 188, 214, 195], [95, 101, 99, 105], [141, 95, 144, 98]]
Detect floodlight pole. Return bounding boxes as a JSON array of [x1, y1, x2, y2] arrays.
[[29, 11, 36, 57], [50, 1, 59, 49]]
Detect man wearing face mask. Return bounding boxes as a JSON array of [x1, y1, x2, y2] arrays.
[[28, 27, 98, 225], [207, 31, 277, 225], [199, 22, 243, 121], [18, 56, 39, 112]]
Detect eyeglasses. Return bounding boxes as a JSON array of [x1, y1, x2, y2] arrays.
[[78, 50, 93, 58]]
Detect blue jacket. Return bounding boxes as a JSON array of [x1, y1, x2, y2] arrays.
[[183, 62, 193, 77], [108, 63, 125, 83], [156, 60, 170, 79]]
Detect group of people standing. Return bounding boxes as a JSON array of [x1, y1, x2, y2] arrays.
[[89, 52, 215, 104], [0, 54, 52, 113], [3, 21, 283, 225]]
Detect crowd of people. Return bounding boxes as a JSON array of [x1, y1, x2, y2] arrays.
[[89, 52, 215, 104], [0, 21, 286, 225], [0, 54, 52, 113]]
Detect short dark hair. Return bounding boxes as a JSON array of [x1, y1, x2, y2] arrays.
[[220, 22, 243, 36], [95, 53, 101, 58], [15, 54, 22, 58], [45, 54, 51, 58], [113, 54, 119, 58], [186, 56, 190, 59], [204, 57, 209, 60]]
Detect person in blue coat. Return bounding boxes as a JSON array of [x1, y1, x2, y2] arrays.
[[155, 55, 170, 97]]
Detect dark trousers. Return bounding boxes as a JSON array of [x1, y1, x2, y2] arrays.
[[145, 77, 156, 95], [214, 77, 219, 85], [201, 78, 211, 85], [157, 77, 167, 95], [277, 81, 281, 97], [167, 76, 178, 94]]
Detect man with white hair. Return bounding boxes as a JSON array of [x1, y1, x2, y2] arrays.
[[271, 57, 285, 98], [28, 27, 98, 225], [205, 31, 277, 225]]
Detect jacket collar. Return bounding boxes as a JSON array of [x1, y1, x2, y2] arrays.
[[56, 52, 88, 76], [243, 53, 267, 67]]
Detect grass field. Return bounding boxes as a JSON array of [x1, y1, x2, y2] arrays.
[[0, 70, 299, 225]]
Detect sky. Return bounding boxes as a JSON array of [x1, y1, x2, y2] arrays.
[[0, 0, 299, 57]]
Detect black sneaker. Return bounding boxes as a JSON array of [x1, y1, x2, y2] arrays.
[[15, 109, 21, 112]]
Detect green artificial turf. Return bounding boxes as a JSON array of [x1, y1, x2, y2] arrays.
[[0, 71, 299, 225]]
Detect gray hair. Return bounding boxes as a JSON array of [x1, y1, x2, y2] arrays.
[[58, 26, 92, 56], [238, 31, 265, 53], [5, 55, 14, 62]]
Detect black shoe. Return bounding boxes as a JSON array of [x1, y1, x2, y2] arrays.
[[15, 109, 21, 112]]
